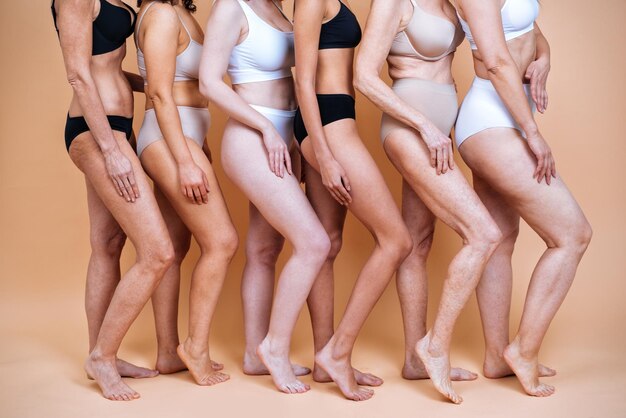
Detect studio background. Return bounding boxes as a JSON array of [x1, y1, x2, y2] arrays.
[[1, 1, 624, 417]]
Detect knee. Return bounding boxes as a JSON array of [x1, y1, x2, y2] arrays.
[[380, 228, 413, 265], [246, 234, 284, 267], [560, 219, 593, 255], [412, 228, 435, 260], [326, 230, 344, 262], [201, 227, 239, 262], [468, 220, 503, 256], [90, 227, 126, 259], [295, 229, 331, 263], [499, 224, 520, 254], [139, 238, 175, 276], [171, 236, 191, 265]]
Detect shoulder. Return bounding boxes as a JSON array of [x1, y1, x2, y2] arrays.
[[141, 1, 179, 27], [211, 0, 245, 16]]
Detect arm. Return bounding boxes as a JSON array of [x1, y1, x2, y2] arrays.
[[140, 4, 208, 204], [524, 23, 550, 113], [199, 0, 291, 177], [124, 71, 145, 93], [294, 0, 351, 205], [456, 0, 556, 184], [56, 0, 139, 200], [355, 0, 454, 174]]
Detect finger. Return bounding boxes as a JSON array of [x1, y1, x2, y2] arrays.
[[284, 148, 293, 175], [448, 141, 454, 170], [551, 156, 557, 179], [442, 146, 449, 174], [436, 148, 443, 175], [200, 182, 209, 204], [203, 173, 210, 195], [117, 177, 132, 202], [336, 183, 352, 205], [193, 187, 202, 205], [328, 187, 345, 206], [278, 151, 284, 178], [127, 171, 140, 199], [111, 177, 123, 197], [268, 151, 275, 175], [429, 148, 436, 168], [121, 176, 135, 202], [341, 173, 351, 192], [186, 186, 195, 203], [534, 156, 543, 180]]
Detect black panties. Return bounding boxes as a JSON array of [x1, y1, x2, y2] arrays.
[[65, 114, 133, 152], [293, 94, 355, 144]]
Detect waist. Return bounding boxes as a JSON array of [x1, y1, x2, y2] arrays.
[[233, 78, 297, 111], [145, 81, 207, 110], [470, 76, 531, 95], [392, 77, 456, 95], [387, 54, 454, 84]]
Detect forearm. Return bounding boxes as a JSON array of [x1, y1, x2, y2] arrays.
[[535, 30, 550, 62], [202, 80, 272, 133], [151, 93, 194, 165], [124, 71, 145, 93], [355, 71, 432, 135], [295, 81, 335, 161], [69, 71, 121, 153], [487, 60, 538, 135]]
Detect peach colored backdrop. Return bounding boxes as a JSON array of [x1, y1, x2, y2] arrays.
[[1, 1, 625, 417]]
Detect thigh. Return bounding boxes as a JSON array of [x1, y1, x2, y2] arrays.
[[401, 180, 436, 243], [85, 176, 126, 245], [459, 128, 589, 245], [220, 120, 325, 242], [301, 119, 404, 235], [69, 131, 170, 247], [382, 128, 494, 239], [472, 174, 520, 237], [141, 139, 236, 245], [304, 161, 348, 235], [247, 202, 285, 250], [154, 186, 191, 254]]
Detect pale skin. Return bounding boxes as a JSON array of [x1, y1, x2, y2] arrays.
[[200, 0, 331, 394], [454, 0, 592, 397], [53, 0, 175, 400], [355, 0, 504, 404], [134, 0, 238, 386], [294, 0, 414, 401]]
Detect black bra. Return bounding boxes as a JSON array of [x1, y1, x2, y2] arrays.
[[318, 1, 361, 50], [51, 0, 136, 56]]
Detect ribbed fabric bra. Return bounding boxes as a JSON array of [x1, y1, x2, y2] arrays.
[[51, 0, 136, 151], [293, 0, 361, 144]]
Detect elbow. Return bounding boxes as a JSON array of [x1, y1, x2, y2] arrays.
[[66, 69, 90, 92], [484, 55, 511, 78], [147, 88, 171, 108], [198, 78, 211, 100], [353, 69, 374, 96], [294, 76, 315, 97]]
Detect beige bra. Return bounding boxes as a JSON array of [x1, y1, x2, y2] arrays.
[[389, 0, 464, 62]]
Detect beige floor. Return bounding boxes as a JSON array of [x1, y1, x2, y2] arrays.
[[2, 288, 625, 418]]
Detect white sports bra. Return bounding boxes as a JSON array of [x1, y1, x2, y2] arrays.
[[136, 2, 203, 83], [457, 0, 538, 50], [227, 0, 294, 85]]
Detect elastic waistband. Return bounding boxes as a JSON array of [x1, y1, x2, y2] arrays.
[[229, 69, 293, 85], [316, 93, 355, 101], [144, 106, 209, 114], [250, 104, 296, 117], [471, 76, 530, 92], [392, 77, 457, 94]]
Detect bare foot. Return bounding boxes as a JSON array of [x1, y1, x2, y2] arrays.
[[87, 358, 158, 380], [415, 332, 462, 404], [313, 364, 383, 386], [256, 338, 310, 394], [157, 351, 223, 374], [503, 340, 555, 397], [176, 340, 230, 386], [243, 351, 310, 376], [315, 344, 374, 401], [85, 353, 140, 401], [483, 355, 556, 379], [402, 353, 477, 381]]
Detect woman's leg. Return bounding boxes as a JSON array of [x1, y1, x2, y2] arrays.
[[396, 180, 477, 382], [70, 132, 175, 401], [383, 128, 502, 404], [84, 178, 159, 379], [472, 176, 557, 379], [300, 120, 413, 401], [460, 128, 592, 397], [241, 203, 312, 376], [141, 139, 238, 386], [303, 163, 383, 386], [221, 121, 331, 394], [150, 187, 191, 375]]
